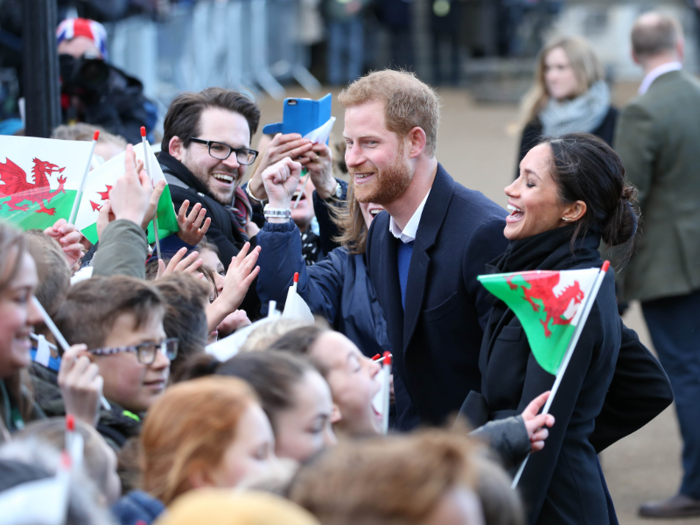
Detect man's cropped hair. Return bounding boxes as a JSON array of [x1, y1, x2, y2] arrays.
[[55, 275, 164, 350], [161, 88, 261, 152], [632, 12, 682, 59], [338, 69, 441, 157]]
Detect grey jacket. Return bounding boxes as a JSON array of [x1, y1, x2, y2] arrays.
[[614, 70, 700, 302]]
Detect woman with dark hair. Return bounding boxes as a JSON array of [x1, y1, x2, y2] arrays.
[[463, 133, 639, 524]]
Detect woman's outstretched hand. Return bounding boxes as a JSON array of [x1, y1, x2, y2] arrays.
[[522, 391, 555, 453]]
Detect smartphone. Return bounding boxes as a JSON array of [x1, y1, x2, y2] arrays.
[[262, 93, 332, 141]]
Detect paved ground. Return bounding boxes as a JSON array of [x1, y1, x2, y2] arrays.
[[258, 84, 699, 525]]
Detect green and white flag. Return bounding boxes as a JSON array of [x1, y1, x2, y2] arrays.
[[478, 268, 601, 375], [0, 135, 94, 229], [74, 142, 179, 244]]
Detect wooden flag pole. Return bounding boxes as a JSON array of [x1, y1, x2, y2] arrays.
[[511, 261, 611, 489], [32, 296, 111, 411], [68, 130, 99, 225], [141, 127, 161, 260]]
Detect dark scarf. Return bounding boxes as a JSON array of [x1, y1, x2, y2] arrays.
[[487, 224, 602, 275], [158, 151, 252, 233], [484, 224, 603, 312]]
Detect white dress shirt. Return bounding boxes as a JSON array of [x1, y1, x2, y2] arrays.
[[389, 190, 431, 244], [638, 62, 682, 95]]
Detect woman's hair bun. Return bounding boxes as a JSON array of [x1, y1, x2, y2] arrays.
[[602, 185, 639, 247]]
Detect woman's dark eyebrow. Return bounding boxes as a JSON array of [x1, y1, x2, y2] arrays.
[[525, 168, 541, 181]]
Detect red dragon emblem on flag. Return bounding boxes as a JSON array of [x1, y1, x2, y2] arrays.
[[0, 157, 67, 215], [507, 273, 585, 337]]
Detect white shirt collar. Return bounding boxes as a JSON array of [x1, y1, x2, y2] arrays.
[[638, 62, 682, 95], [389, 190, 431, 243]]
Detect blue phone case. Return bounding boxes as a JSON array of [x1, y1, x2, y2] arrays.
[[262, 93, 332, 141]]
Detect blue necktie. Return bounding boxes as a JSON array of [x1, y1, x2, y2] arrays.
[[397, 241, 414, 310]]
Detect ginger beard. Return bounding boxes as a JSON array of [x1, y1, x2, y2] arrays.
[[350, 141, 413, 205]]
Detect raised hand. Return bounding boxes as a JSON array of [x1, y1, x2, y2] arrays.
[[261, 157, 304, 211], [176, 200, 211, 246], [217, 309, 251, 337], [109, 144, 153, 227], [247, 133, 314, 200], [155, 247, 204, 280], [207, 243, 261, 331], [44, 218, 86, 270], [58, 344, 104, 427], [521, 391, 555, 453], [302, 143, 336, 200]]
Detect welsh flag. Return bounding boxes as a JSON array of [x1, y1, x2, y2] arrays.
[[0, 135, 94, 229], [478, 267, 603, 375], [74, 141, 178, 244]]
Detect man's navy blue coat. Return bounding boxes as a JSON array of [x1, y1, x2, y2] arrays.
[[365, 164, 508, 430]]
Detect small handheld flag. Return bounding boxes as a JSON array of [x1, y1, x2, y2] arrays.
[[282, 273, 315, 322], [371, 351, 392, 434], [68, 130, 99, 224], [478, 262, 611, 488], [141, 126, 162, 260]]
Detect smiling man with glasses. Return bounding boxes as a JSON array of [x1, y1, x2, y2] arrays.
[[158, 88, 262, 279]]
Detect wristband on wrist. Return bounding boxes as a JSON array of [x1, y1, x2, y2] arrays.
[[263, 206, 292, 220], [245, 181, 268, 205]]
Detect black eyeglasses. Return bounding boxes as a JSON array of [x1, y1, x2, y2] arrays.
[[89, 338, 179, 365], [189, 138, 259, 165]]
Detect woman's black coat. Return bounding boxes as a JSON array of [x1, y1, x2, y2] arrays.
[[463, 226, 620, 525]]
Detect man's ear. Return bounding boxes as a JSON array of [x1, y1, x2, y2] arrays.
[[406, 127, 427, 159], [676, 37, 685, 62], [169, 136, 185, 161], [631, 51, 641, 66]]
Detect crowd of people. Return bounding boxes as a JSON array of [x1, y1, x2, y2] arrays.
[[1, 8, 700, 525]]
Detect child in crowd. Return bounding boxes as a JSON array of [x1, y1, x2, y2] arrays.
[[140, 376, 277, 508], [267, 324, 383, 437], [54, 275, 172, 448], [183, 351, 338, 463]]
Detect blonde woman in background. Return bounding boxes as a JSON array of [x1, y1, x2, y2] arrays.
[[514, 36, 617, 175]]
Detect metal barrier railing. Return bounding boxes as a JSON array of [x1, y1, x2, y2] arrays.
[[105, 0, 320, 108]]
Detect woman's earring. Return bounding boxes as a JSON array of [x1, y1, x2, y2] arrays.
[[561, 217, 572, 222]]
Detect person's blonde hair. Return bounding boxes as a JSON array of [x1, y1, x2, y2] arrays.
[[140, 376, 259, 505], [239, 318, 311, 353], [338, 70, 441, 157], [288, 430, 479, 525], [51, 123, 127, 148], [512, 36, 605, 133]]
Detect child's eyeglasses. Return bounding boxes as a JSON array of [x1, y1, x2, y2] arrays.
[[89, 338, 179, 365]]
